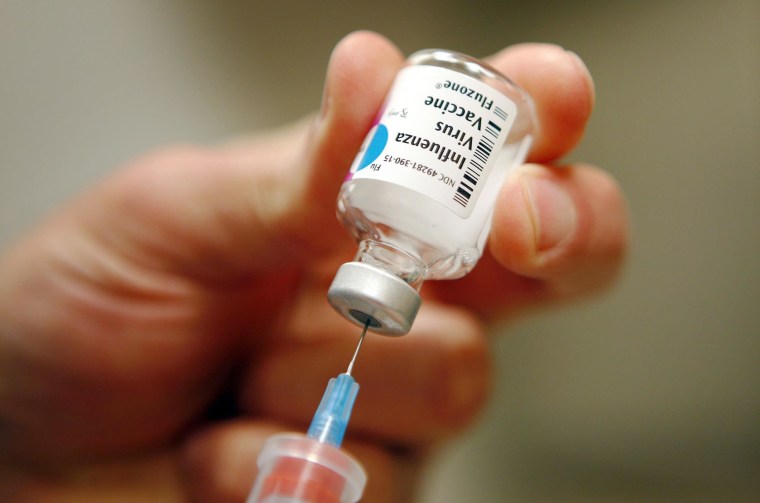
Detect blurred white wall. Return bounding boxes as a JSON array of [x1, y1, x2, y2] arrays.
[[1, 1, 758, 501]]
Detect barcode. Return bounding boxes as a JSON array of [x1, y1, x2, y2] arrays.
[[453, 120, 502, 208]]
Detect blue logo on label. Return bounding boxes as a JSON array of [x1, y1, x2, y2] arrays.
[[357, 124, 388, 170]]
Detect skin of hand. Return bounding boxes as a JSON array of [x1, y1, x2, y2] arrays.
[[0, 31, 628, 502]]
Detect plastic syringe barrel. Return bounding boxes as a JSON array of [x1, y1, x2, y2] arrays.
[[246, 434, 366, 503], [246, 374, 366, 503]]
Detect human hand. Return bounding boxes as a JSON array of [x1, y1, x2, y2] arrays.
[[0, 31, 628, 502]]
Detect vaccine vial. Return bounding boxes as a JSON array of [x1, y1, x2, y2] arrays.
[[328, 49, 536, 335]]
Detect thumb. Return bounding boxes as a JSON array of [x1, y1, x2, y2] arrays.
[[267, 31, 405, 259], [217, 30, 404, 272]]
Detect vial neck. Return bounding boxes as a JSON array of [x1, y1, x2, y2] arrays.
[[353, 240, 426, 291]]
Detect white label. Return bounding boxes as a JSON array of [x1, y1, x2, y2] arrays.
[[347, 65, 516, 218]]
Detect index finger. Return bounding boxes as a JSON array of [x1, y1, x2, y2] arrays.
[[486, 43, 595, 162]]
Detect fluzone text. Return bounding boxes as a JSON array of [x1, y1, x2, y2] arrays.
[[441, 80, 494, 110]]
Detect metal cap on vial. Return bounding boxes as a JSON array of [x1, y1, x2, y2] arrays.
[[327, 262, 421, 336]]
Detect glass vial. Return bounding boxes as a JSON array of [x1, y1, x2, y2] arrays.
[[328, 49, 536, 335]]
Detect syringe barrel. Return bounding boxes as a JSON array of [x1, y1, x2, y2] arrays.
[[246, 433, 366, 503]]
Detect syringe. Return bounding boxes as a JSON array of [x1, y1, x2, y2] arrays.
[[246, 324, 369, 503]]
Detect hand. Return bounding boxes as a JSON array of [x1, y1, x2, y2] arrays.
[[0, 31, 628, 502]]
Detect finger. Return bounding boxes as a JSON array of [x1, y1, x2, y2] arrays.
[[180, 419, 419, 503], [491, 163, 629, 294], [486, 43, 595, 162], [180, 420, 280, 503], [239, 297, 492, 445], [428, 163, 628, 316]]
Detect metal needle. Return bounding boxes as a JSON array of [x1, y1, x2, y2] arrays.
[[345, 320, 370, 376]]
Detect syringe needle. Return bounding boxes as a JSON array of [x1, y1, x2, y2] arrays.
[[345, 320, 369, 376]]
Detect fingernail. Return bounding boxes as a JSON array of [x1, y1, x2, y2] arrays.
[[522, 173, 577, 251]]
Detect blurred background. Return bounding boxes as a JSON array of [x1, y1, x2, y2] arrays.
[[1, 1, 758, 501]]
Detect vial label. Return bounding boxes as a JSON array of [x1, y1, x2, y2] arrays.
[[347, 65, 516, 218]]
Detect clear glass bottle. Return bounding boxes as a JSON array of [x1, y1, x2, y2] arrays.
[[328, 49, 536, 335]]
